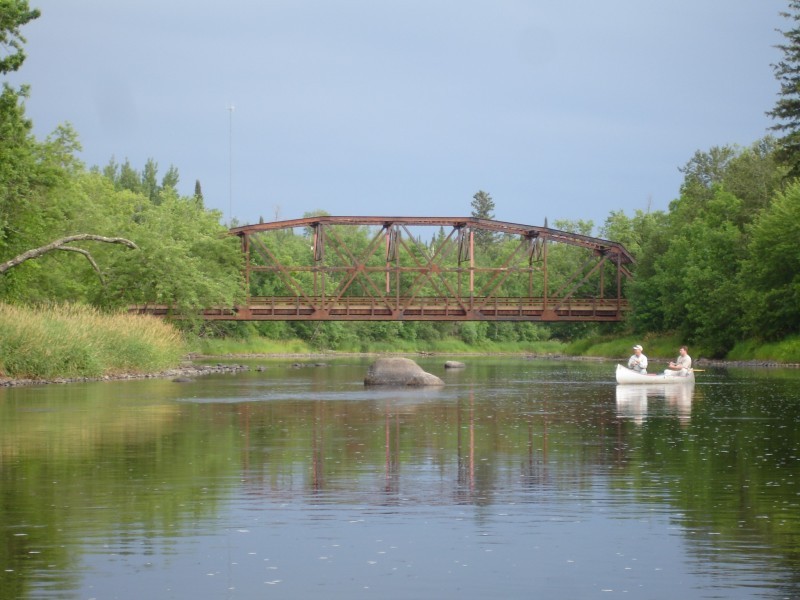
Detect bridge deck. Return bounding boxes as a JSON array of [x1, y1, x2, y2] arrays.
[[131, 296, 629, 321]]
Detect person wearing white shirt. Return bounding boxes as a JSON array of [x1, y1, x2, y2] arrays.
[[665, 346, 692, 376], [628, 344, 648, 374]]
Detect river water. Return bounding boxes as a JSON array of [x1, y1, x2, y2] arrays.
[[1, 357, 798, 600]]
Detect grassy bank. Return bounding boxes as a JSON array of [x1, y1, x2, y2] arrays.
[[565, 332, 800, 364], [200, 331, 800, 364], [196, 335, 566, 356], [4, 303, 797, 382], [0, 303, 187, 380]]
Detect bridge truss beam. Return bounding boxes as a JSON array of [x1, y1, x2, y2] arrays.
[[209, 216, 634, 322]]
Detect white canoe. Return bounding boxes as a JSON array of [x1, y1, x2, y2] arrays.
[[615, 363, 695, 385]]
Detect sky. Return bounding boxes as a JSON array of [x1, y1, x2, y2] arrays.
[[7, 1, 788, 231]]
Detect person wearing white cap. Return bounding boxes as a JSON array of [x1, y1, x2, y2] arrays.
[[628, 344, 648, 374]]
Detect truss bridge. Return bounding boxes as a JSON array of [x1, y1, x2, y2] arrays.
[[133, 216, 634, 322]]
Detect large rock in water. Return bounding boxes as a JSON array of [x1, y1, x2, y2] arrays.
[[364, 357, 444, 386]]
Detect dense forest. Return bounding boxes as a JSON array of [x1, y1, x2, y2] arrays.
[[1, 2, 798, 360]]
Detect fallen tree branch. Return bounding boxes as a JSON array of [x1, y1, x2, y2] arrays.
[[0, 234, 139, 281]]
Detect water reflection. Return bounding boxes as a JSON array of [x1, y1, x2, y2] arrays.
[[615, 383, 695, 423], [1, 359, 799, 599]]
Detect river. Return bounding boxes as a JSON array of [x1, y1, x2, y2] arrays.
[[1, 357, 798, 599]]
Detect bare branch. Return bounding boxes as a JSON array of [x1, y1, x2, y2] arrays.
[[0, 234, 138, 277]]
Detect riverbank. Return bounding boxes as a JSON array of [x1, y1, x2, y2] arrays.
[[0, 362, 252, 387], [2, 351, 798, 388], [2, 301, 798, 387], [0, 350, 597, 387]]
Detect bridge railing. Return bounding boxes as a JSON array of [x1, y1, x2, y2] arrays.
[[130, 295, 629, 321]]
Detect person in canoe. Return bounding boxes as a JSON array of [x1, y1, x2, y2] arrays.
[[627, 344, 648, 374], [664, 346, 692, 376]]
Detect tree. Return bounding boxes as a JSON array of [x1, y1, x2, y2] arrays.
[[739, 181, 800, 340], [0, 3, 60, 277], [0, 0, 40, 75], [161, 165, 179, 193], [92, 188, 244, 315], [116, 159, 141, 193], [194, 179, 204, 207], [678, 145, 736, 203], [767, 0, 800, 176], [142, 158, 159, 203], [470, 189, 495, 220], [470, 190, 496, 249], [721, 137, 787, 221]]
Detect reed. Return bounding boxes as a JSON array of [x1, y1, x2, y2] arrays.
[[0, 303, 187, 379]]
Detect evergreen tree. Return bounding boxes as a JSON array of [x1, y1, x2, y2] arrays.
[[161, 165, 179, 192], [767, 0, 800, 176], [117, 159, 141, 193], [0, 0, 40, 75], [142, 158, 159, 203], [102, 156, 119, 182], [470, 189, 495, 221], [194, 179, 204, 207], [470, 190, 496, 249]]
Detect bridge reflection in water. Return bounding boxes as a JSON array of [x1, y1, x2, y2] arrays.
[[133, 216, 634, 322]]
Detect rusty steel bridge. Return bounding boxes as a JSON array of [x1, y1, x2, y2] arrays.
[[133, 216, 635, 322]]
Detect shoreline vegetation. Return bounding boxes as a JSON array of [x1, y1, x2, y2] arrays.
[[1, 303, 798, 387]]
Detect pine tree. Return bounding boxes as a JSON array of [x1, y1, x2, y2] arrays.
[[0, 0, 40, 75], [767, 0, 800, 176], [194, 179, 204, 207], [470, 190, 496, 249]]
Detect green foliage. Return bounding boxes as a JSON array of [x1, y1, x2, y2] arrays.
[[728, 335, 800, 363], [196, 335, 311, 355], [100, 156, 181, 205], [470, 189, 495, 220], [193, 179, 204, 206], [768, 0, 800, 176], [93, 188, 244, 314], [627, 139, 792, 358], [565, 332, 702, 362], [0, 91, 77, 302], [457, 321, 484, 345], [739, 181, 800, 340], [0, 0, 40, 75]]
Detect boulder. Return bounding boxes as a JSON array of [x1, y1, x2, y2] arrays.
[[444, 361, 466, 369], [364, 357, 444, 386]]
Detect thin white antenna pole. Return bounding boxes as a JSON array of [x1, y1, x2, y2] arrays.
[[228, 104, 235, 224]]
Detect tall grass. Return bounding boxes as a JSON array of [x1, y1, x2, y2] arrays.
[[0, 303, 187, 379], [196, 334, 565, 356], [566, 332, 800, 364], [728, 336, 800, 363], [197, 336, 312, 355], [566, 333, 695, 361]]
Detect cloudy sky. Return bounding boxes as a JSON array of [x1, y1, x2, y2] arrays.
[[9, 1, 787, 230]]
